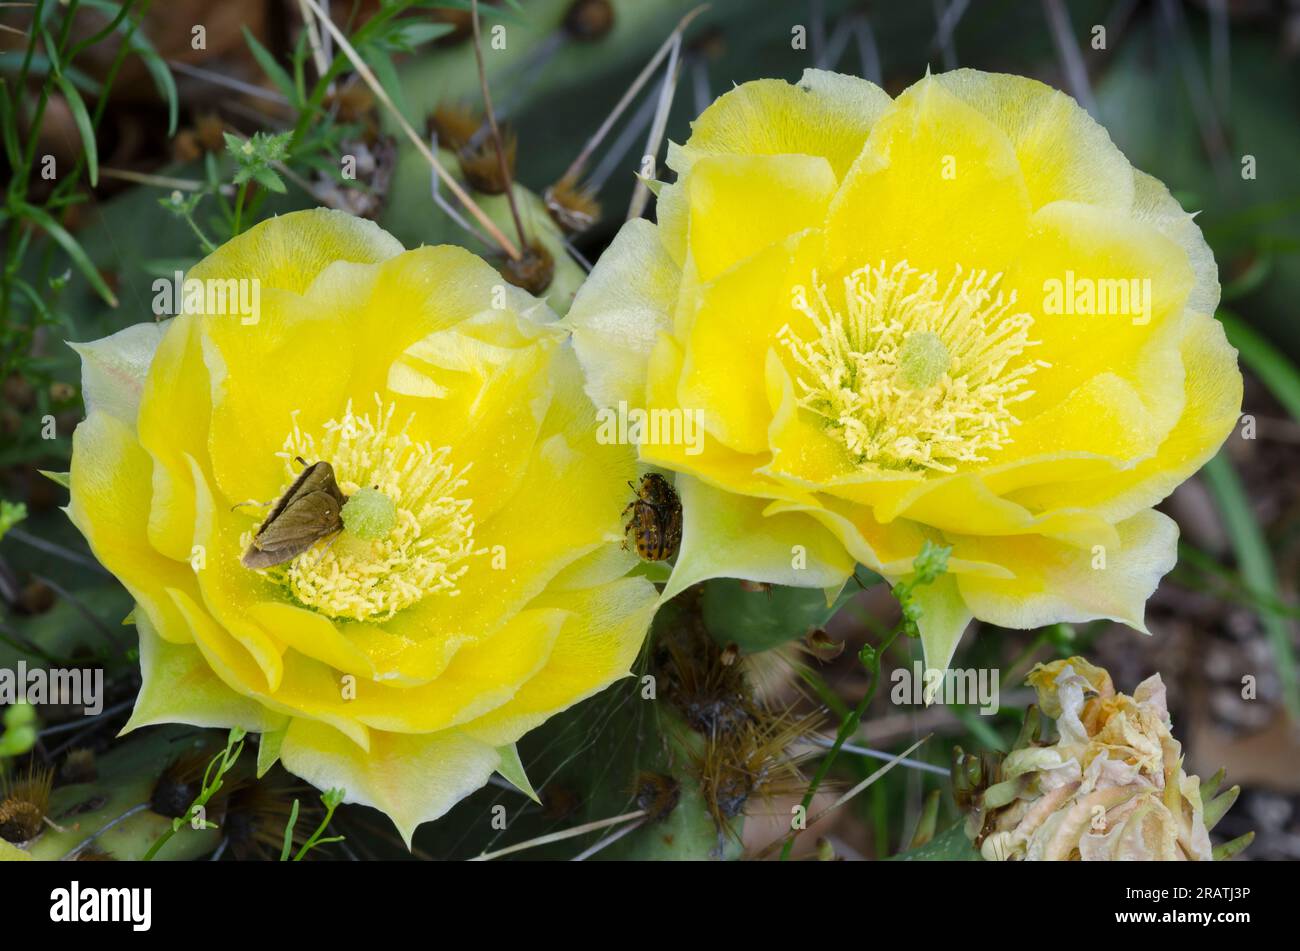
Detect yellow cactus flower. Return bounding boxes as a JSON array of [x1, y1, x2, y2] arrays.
[[67, 209, 657, 843], [566, 69, 1242, 670]]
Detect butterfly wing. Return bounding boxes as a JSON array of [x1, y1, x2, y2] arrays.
[[241, 488, 344, 569]]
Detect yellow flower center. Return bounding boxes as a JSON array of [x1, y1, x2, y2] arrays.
[[274, 398, 479, 621], [778, 261, 1047, 473]]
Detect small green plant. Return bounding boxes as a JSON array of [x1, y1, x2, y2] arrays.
[[778, 543, 953, 861], [2, 0, 173, 350], [279, 787, 347, 861], [0, 702, 37, 759], [141, 727, 245, 861]]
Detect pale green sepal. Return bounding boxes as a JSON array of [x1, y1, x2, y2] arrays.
[[258, 724, 288, 778], [495, 743, 541, 804], [38, 470, 71, 489]]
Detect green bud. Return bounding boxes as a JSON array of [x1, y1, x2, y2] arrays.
[[897, 331, 951, 390], [341, 487, 398, 541]]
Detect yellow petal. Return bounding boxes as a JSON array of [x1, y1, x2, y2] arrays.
[[69, 322, 166, 427], [1130, 170, 1219, 319], [761, 494, 1011, 581], [1001, 199, 1195, 446], [826, 73, 1032, 278], [188, 453, 286, 692], [686, 153, 837, 283], [186, 207, 402, 295], [67, 411, 196, 645], [248, 601, 379, 681], [375, 346, 635, 681], [137, 315, 210, 561], [202, 241, 510, 506], [662, 475, 855, 600], [390, 316, 560, 524], [166, 584, 370, 750], [642, 334, 808, 502], [678, 232, 821, 453], [316, 244, 538, 407], [279, 717, 501, 848], [462, 576, 658, 747], [566, 218, 680, 411], [954, 508, 1178, 631], [201, 286, 356, 506], [1009, 312, 1241, 522], [672, 69, 892, 181], [122, 607, 287, 735], [881, 472, 1121, 550], [932, 68, 1135, 212], [343, 607, 567, 734]]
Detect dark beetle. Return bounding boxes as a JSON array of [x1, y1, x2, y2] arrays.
[[621, 473, 682, 562]]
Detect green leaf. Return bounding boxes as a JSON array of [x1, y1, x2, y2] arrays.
[[890, 821, 982, 861], [0, 700, 37, 757], [250, 165, 287, 195], [425, 0, 529, 24], [1221, 254, 1272, 303], [387, 22, 455, 52], [243, 26, 297, 104], [908, 789, 942, 849], [51, 73, 98, 187], [0, 499, 27, 543], [16, 201, 118, 307], [1214, 831, 1254, 861], [701, 578, 866, 653], [1204, 784, 1240, 832], [361, 43, 406, 119]]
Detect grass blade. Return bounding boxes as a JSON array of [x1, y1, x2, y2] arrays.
[[1202, 452, 1300, 721], [17, 200, 118, 307], [80, 0, 178, 135], [52, 72, 97, 186], [135, 44, 178, 137], [243, 26, 297, 104], [0, 78, 22, 170], [1218, 309, 1300, 421]]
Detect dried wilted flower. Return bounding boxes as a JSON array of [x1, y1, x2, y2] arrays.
[[967, 658, 1238, 861]]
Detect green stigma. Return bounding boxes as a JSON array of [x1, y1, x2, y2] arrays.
[[897, 331, 951, 390], [341, 487, 397, 541]]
